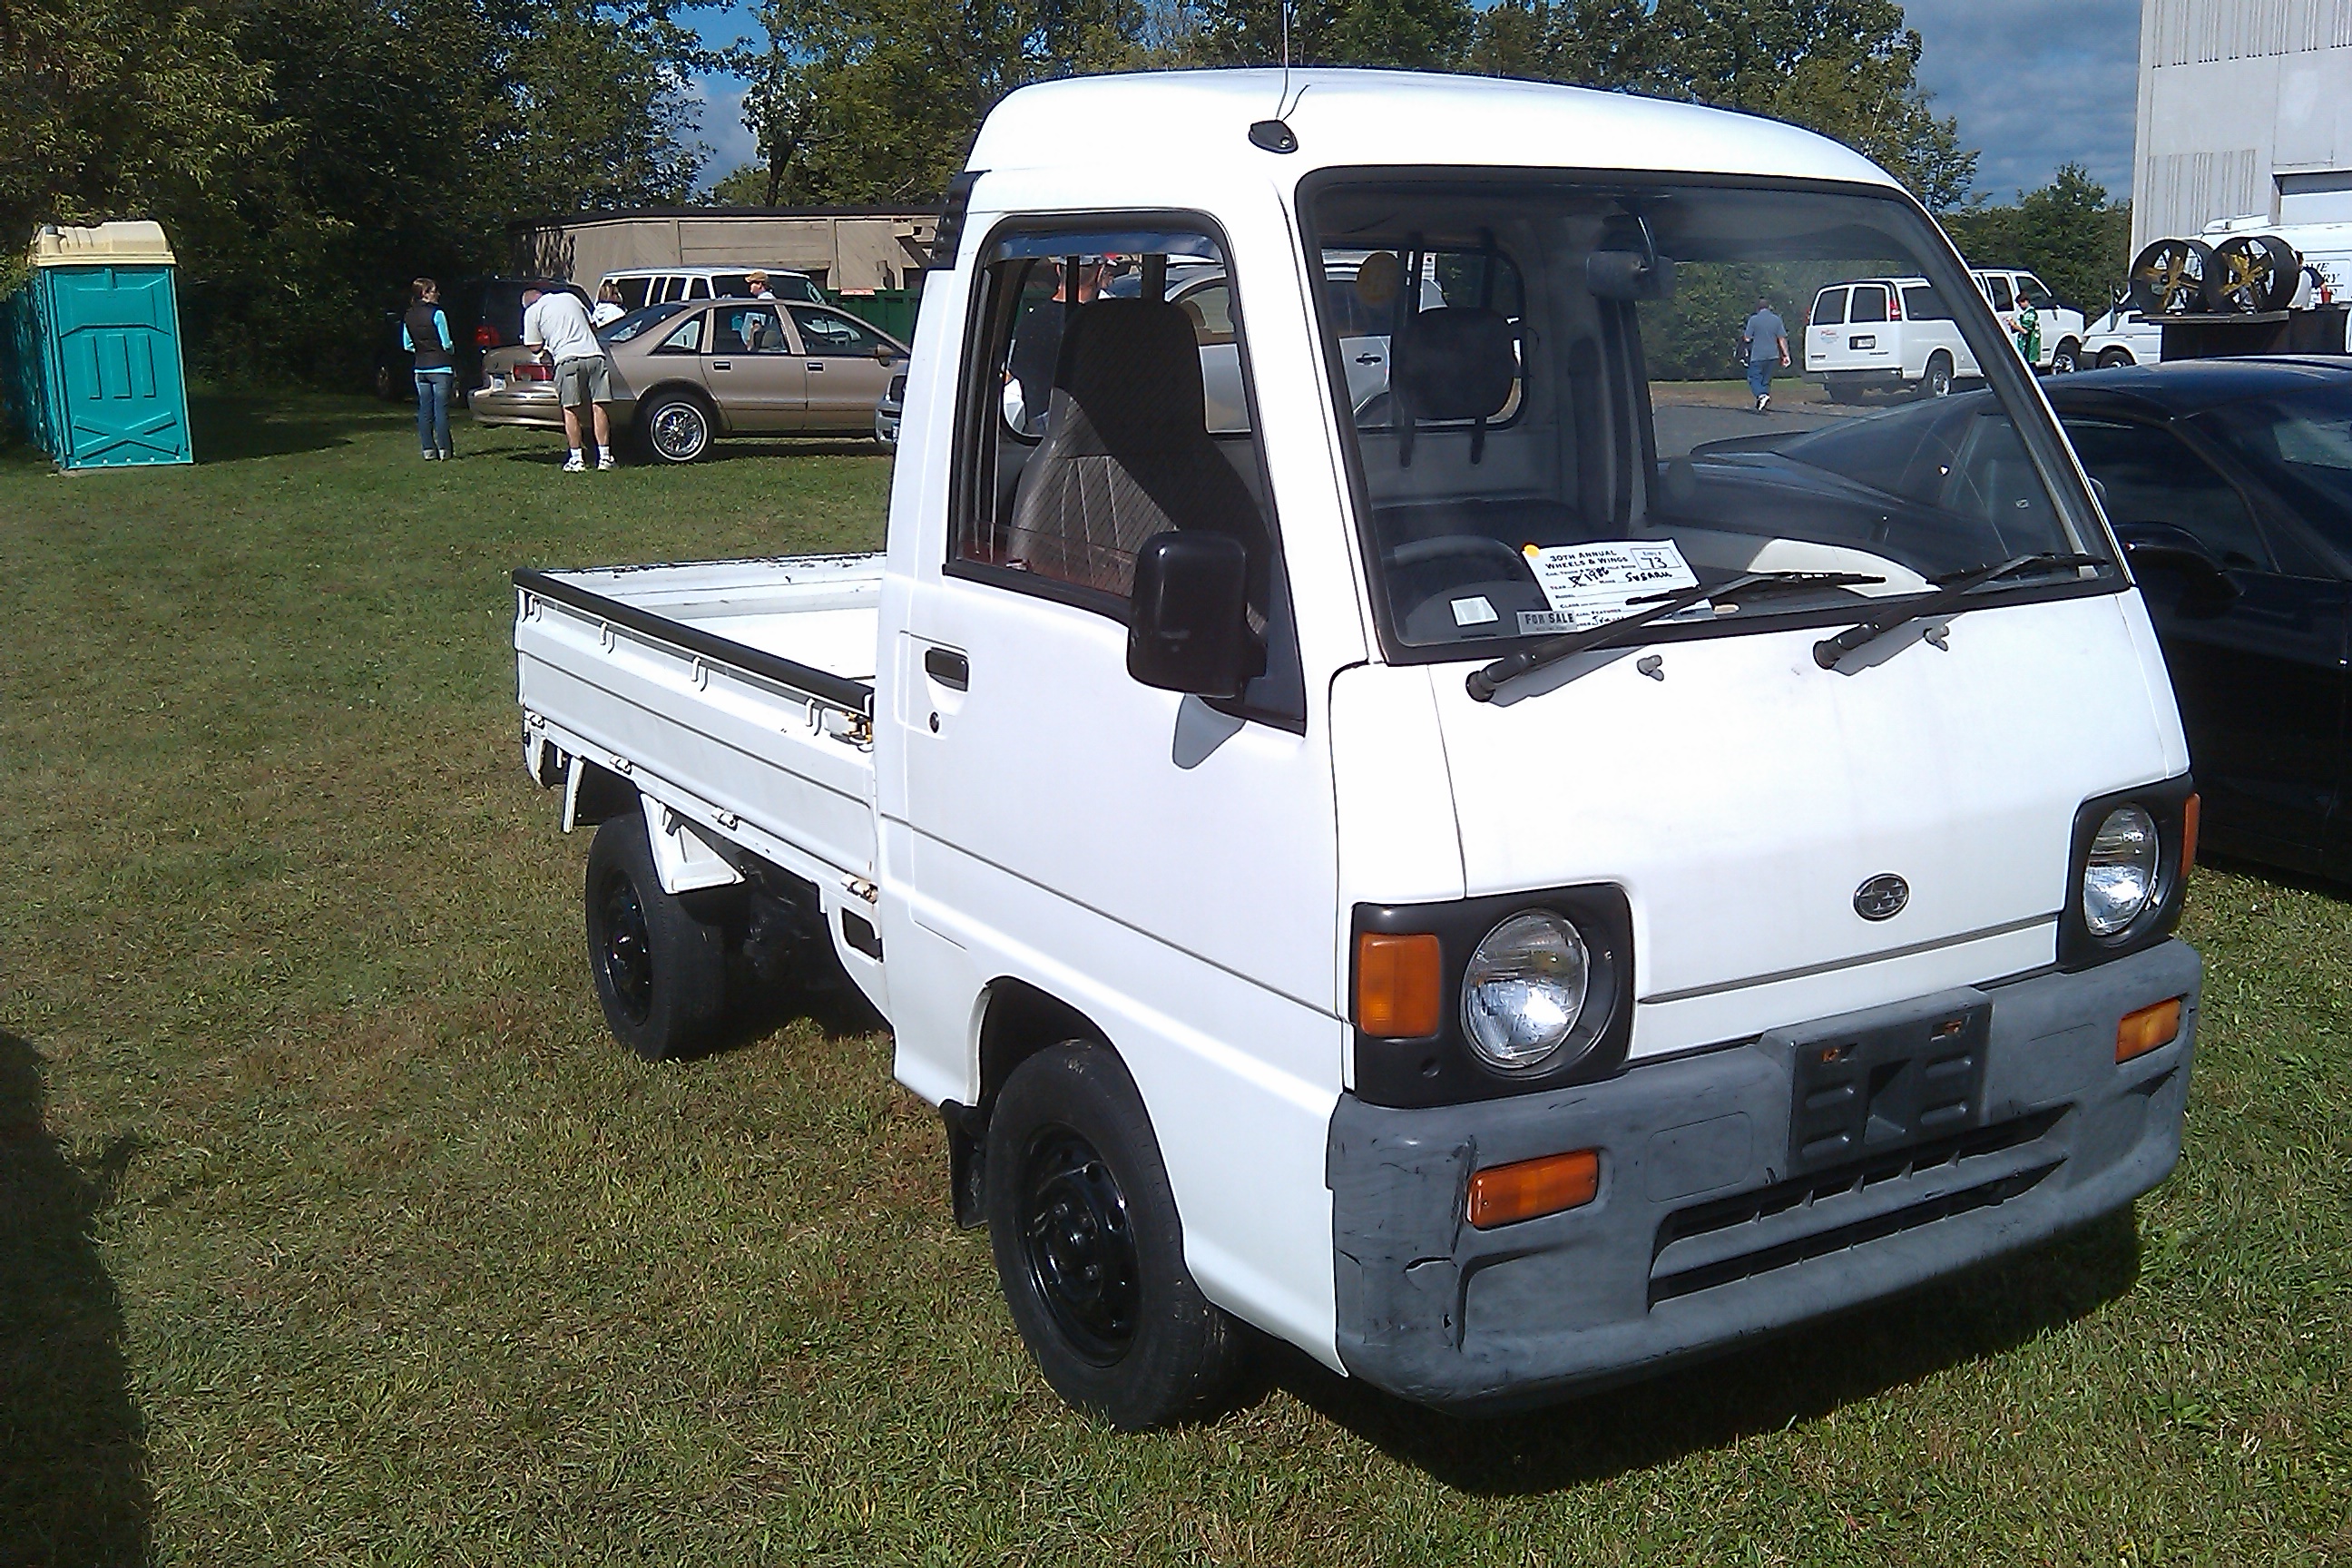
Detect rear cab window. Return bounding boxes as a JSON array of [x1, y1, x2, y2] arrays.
[[1849, 285, 1890, 324], [1811, 289, 1847, 326]]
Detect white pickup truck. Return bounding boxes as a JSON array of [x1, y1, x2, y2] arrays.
[[514, 71, 2203, 1428]]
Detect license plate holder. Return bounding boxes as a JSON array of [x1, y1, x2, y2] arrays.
[[1785, 995, 1991, 1173]]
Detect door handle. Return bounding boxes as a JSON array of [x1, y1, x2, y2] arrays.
[[808, 360, 826, 372], [923, 646, 969, 690], [711, 360, 731, 371], [1355, 353, 1383, 364]]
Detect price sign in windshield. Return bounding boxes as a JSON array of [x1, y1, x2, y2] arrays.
[[1516, 540, 1706, 637]]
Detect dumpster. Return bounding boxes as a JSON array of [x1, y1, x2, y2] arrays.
[[0, 221, 193, 468], [825, 287, 919, 344]]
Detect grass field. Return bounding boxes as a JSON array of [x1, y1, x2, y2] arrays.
[[2, 393, 2347, 1565]]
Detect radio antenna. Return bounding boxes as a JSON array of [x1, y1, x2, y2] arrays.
[[1248, 0, 1303, 152]]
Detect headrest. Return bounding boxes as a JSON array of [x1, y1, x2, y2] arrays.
[[1049, 299, 1208, 452], [1393, 308, 1517, 423]]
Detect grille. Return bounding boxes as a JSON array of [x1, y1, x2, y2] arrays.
[[1648, 1107, 2068, 1305]]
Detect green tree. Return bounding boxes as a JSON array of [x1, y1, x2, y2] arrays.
[[1944, 163, 2134, 315], [1186, 0, 1477, 68]]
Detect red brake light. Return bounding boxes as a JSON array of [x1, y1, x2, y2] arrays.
[[1887, 295, 1903, 320], [475, 324, 500, 348]]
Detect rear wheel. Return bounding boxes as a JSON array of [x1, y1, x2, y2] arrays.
[[1916, 352, 1954, 400], [639, 391, 713, 464], [985, 1043, 1248, 1430], [583, 813, 729, 1059]]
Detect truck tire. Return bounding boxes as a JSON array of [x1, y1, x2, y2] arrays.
[[583, 813, 729, 1060], [2098, 347, 2136, 369], [2130, 238, 2217, 315], [2050, 338, 2081, 375], [985, 1042, 1248, 1430], [639, 390, 714, 464], [1916, 352, 1954, 400]]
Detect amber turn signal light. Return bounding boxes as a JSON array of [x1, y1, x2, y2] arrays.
[[2182, 792, 2200, 873], [2116, 996, 2183, 1063], [1357, 932, 1443, 1038], [1467, 1148, 1601, 1230]]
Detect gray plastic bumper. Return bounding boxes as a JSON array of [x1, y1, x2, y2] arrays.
[[1327, 938, 2200, 1410]]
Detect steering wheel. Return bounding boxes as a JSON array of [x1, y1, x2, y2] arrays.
[[1386, 535, 1533, 574]]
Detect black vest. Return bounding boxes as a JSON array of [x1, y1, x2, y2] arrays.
[[405, 304, 453, 372]]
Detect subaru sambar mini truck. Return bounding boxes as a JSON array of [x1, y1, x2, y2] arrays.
[[513, 70, 2203, 1428]]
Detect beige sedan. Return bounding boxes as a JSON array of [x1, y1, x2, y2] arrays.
[[471, 299, 909, 462]]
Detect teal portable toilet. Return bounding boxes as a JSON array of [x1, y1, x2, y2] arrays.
[[0, 221, 193, 468]]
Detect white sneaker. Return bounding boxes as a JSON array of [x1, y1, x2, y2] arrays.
[[562, 453, 585, 473], [1758, 394, 1771, 413], [597, 454, 616, 471], [421, 449, 438, 460]]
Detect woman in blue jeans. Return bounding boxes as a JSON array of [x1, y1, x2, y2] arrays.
[[403, 279, 456, 458]]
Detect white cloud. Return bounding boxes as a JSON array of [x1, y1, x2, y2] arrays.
[[1904, 0, 2141, 201], [690, 74, 760, 191]]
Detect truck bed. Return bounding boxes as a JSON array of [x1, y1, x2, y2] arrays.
[[513, 554, 883, 893]]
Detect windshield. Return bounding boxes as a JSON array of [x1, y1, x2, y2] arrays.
[[1305, 175, 2112, 654]]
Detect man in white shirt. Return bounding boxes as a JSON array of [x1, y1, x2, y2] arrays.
[[523, 287, 616, 471]]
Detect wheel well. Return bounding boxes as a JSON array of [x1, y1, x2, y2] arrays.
[[942, 978, 1114, 1229], [570, 759, 637, 826]]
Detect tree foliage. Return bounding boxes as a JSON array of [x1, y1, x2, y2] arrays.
[[1944, 163, 2134, 316], [1, 0, 707, 377]]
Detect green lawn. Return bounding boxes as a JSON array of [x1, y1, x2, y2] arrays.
[[2, 394, 2346, 1565]]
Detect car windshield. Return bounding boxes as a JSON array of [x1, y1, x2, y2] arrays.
[[2196, 386, 2352, 547], [600, 304, 686, 345], [1305, 174, 2114, 653]]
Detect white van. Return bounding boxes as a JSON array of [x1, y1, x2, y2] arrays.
[[514, 70, 2201, 1429], [599, 267, 825, 309], [1805, 276, 1979, 399]]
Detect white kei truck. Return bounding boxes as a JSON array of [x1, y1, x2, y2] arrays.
[[513, 72, 2204, 1428]]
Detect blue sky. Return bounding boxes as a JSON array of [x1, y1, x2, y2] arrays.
[[679, 1, 2145, 204]]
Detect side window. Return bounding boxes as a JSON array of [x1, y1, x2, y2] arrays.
[[1179, 282, 1237, 346], [1811, 289, 1847, 326], [712, 304, 787, 354], [1902, 284, 1952, 321], [712, 274, 748, 298], [1849, 285, 1889, 324], [655, 312, 706, 354], [788, 305, 887, 356], [2019, 276, 2053, 309], [1985, 276, 2015, 310], [2064, 418, 2273, 570], [612, 277, 650, 310], [688, 277, 711, 299]]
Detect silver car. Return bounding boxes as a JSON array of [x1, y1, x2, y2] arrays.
[[472, 299, 909, 462]]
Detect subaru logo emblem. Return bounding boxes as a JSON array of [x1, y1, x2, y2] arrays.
[[1854, 874, 1909, 921]]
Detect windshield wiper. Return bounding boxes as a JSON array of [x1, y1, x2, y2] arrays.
[[1465, 571, 1886, 702], [1810, 553, 2108, 671]]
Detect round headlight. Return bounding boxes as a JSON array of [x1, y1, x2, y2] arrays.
[[2083, 804, 2161, 937], [1461, 911, 1590, 1072]]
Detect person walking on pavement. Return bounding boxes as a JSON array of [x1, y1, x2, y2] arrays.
[[523, 286, 617, 471], [1740, 296, 1789, 414], [403, 278, 456, 459]]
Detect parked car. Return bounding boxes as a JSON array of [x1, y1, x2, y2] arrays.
[[373, 277, 585, 401], [2043, 358, 2352, 875], [599, 267, 825, 309], [1804, 275, 1978, 400], [2083, 299, 2167, 368], [510, 70, 2199, 1428], [471, 297, 908, 460], [875, 368, 904, 446], [1971, 268, 2087, 375]]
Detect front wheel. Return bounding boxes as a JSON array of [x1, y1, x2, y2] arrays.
[[2098, 347, 2136, 369], [985, 1043, 1248, 1430], [583, 813, 729, 1059], [2050, 340, 2081, 375], [639, 392, 713, 464]]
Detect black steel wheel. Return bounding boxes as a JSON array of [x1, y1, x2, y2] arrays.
[[583, 813, 729, 1059], [2211, 233, 2299, 314], [985, 1042, 1248, 1429], [640, 392, 713, 464], [2130, 238, 2219, 314]]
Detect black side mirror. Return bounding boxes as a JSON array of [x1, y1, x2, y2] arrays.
[[1128, 531, 1250, 699], [2115, 524, 2243, 607]]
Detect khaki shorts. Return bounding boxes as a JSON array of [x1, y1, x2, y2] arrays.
[[554, 355, 612, 407]]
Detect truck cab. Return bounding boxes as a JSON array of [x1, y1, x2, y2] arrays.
[[514, 71, 2201, 1429]]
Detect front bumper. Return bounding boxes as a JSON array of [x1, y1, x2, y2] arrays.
[[1327, 938, 2199, 1410]]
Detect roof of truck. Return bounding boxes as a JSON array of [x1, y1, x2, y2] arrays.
[[969, 69, 1897, 191]]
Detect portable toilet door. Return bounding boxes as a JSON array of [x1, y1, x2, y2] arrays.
[[28, 221, 194, 468]]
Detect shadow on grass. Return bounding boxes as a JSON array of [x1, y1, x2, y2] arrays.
[[2198, 847, 2351, 906], [191, 390, 402, 463], [496, 438, 888, 467], [1264, 1208, 2141, 1494], [0, 1031, 150, 1565]]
